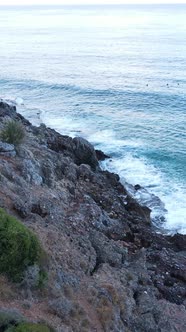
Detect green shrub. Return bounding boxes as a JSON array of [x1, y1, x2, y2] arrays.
[[0, 120, 25, 146], [14, 323, 51, 332], [38, 269, 48, 289], [0, 208, 42, 281], [0, 310, 23, 330], [5, 323, 53, 332], [4, 327, 15, 332]]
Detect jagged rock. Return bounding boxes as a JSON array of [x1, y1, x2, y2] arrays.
[[42, 126, 75, 158], [169, 233, 186, 251], [0, 101, 16, 117], [103, 170, 120, 185], [0, 101, 30, 127], [0, 142, 15, 152], [126, 195, 151, 224], [0, 141, 16, 157], [63, 163, 78, 182], [13, 199, 30, 218], [73, 137, 99, 170], [89, 230, 127, 268], [22, 159, 43, 185], [95, 149, 110, 161], [134, 184, 142, 190], [155, 300, 186, 332], [77, 164, 93, 180]]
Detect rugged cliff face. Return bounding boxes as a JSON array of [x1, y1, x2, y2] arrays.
[[0, 101, 186, 332]]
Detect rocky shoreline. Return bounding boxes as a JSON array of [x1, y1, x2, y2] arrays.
[[0, 101, 186, 332]]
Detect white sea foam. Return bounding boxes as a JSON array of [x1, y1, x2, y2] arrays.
[[89, 130, 144, 150], [101, 154, 186, 234], [161, 185, 186, 234], [41, 115, 86, 137], [15, 97, 24, 105]]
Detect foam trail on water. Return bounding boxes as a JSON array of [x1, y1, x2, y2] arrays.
[[89, 130, 145, 153]]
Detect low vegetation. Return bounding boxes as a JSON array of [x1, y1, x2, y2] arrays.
[[0, 208, 42, 281], [0, 120, 25, 146], [5, 322, 53, 332]]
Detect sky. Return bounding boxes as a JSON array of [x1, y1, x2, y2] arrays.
[[0, 0, 186, 5]]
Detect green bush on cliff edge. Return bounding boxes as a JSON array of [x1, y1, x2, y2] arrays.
[[0, 208, 42, 281], [0, 120, 25, 146]]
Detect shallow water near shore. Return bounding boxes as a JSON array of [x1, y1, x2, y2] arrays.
[[0, 4, 186, 233]]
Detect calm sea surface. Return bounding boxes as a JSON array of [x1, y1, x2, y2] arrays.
[[0, 5, 186, 233]]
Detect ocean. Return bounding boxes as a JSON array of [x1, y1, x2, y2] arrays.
[[0, 4, 185, 234]]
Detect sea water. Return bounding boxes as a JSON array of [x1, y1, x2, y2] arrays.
[[0, 4, 185, 233]]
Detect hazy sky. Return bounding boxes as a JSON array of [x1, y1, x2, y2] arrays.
[[0, 0, 186, 5]]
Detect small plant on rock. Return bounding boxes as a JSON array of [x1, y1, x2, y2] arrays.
[[0, 120, 25, 146]]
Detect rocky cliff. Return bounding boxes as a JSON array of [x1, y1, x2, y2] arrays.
[[0, 101, 186, 332]]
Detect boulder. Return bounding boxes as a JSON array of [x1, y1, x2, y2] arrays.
[[73, 137, 99, 170], [126, 196, 151, 224], [22, 159, 43, 185], [0, 141, 16, 157], [95, 149, 110, 161], [0, 101, 16, 117]]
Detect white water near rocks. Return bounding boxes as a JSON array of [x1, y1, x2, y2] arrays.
[[0, 5, 186, 233]]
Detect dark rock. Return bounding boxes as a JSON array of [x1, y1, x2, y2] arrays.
[[13, 200, 30, 218], [73, 137, 99, 170], [95, 149, 110, 161], [0, 101, 31, 127], [103, 170, 120, 184], [0, 101, 16, 117], [155, 300, 186, 332], [43, 126, 74, 158], [89, 230, 127, 268], [31, 203, 48, 218], [63, 163, 78, 182], [77, 164, 93, 180], [126, 196, 151, 224], [134, 184, 142, 190], [169, 233, 186, 251]]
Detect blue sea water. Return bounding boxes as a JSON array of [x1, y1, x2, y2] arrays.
[[0, 4, 186, 233]]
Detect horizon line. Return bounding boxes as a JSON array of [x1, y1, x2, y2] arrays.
[[0, 3, 186, 5]]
